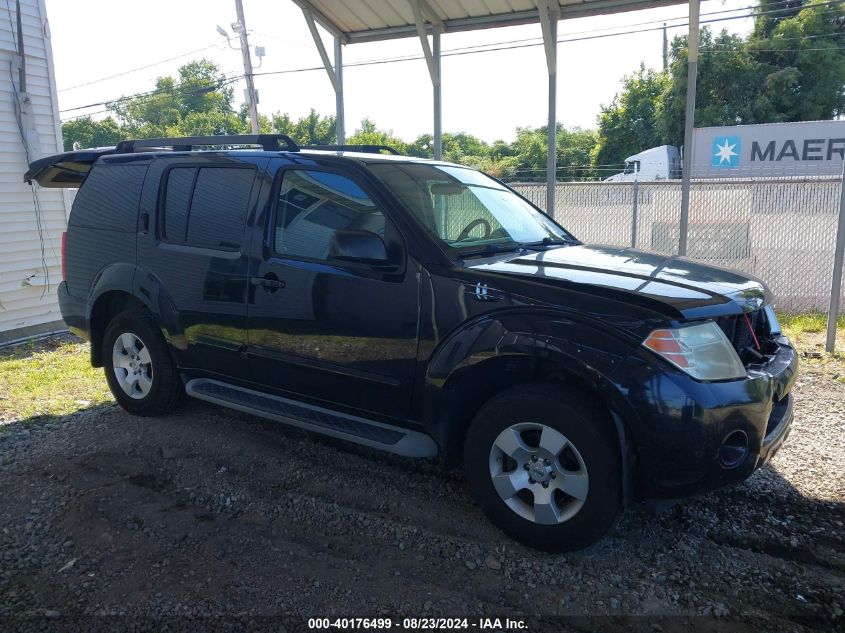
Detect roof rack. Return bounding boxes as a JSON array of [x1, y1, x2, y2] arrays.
[[114, 134, 300, 154], [300, 144, 400, 155]]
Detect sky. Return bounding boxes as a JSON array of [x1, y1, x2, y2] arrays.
[[46, 0, 757, 144]]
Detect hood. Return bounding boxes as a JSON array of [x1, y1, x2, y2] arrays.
[[466, 244, 770, 320]]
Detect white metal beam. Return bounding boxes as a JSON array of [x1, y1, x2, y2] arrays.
[[334, 36, 345, 144], [408, 0, 443, 160], [536, 0, 556, 75], [408, 0, 439, 86], [302, 7, 340, 93], [678, 0, 700, 256], [418, 0, 444, 31], [341, 0, 684, 44], [537, 1, 559, 217], [289, 0, 348, 42], [433, 30, 442, 160]]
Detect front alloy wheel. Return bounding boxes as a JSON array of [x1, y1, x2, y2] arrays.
[[489, 422, 589, 525], [464, 383, 621, 552]]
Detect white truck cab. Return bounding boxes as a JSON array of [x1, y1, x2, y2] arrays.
[[605, 145, 682, 182]]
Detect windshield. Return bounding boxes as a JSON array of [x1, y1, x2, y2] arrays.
[[369, 163, 575, 255]]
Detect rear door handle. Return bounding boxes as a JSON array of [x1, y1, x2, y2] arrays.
[[250, 275, 285, 291]]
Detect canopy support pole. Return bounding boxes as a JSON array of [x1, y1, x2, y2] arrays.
[[302, 7, 345, 143], [537, 1, 559, 216], [678, 0, 700, 256], [409, 0, 444, 160], [433, 31, 442, 160], [334, 36, 345, 144]]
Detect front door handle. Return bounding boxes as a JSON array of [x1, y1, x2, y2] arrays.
[[250, 274, 285, 291]]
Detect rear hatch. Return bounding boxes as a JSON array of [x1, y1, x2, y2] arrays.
[[24, 148, 115, 188]]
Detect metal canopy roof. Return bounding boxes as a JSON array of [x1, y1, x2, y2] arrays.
[[288, 0, 701, 265], [291, 0, 687, 43]]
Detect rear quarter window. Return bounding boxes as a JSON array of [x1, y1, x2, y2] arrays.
[[69, 164, 148, 231], [159, 165, 256, 250]]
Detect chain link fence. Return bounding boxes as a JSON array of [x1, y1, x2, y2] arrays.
[[509, 177, 845, 314]]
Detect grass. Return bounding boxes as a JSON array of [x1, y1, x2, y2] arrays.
[[777, 311, 845, 337], [0, 336, 112, 424]]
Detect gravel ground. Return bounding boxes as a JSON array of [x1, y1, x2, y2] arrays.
[[0, 337, 843, 633]]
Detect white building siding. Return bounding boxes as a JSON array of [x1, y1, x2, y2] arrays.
[[0, 0, 69, 340]]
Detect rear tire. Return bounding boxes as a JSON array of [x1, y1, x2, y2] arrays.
[[102, 310, 184, 416], [464, 382, 621, 552]]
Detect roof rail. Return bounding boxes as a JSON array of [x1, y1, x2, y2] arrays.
[[300, 144, 400, 155], [114, 134, 300, 154]]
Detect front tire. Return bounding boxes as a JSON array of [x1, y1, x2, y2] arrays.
[[464, 383, 621, 552], [102, 310, 184, 416]]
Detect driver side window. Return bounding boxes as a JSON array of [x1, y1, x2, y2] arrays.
[[274, 169, 385, 261]]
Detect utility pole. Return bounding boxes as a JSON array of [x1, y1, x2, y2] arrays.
[[662, 22, 668, 72], [234, 0, 259, 134]]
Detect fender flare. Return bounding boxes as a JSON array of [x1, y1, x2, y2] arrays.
[[87, 264, 184, 363], [422, 308, 641, 467]]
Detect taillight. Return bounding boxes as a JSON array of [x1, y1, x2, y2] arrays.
[[61, 231, 67, 280]]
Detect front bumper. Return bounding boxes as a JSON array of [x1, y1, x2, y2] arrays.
[[614, 334, 798, 500]]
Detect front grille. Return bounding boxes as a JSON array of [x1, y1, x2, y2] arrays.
[[716, 308, 772, 360]]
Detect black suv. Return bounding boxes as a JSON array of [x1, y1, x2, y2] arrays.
[[27, 134, 797, 552]]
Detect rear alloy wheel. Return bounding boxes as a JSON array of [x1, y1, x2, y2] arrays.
[[102, 311, 184, 416], [464, 383, 621, 552], [111, 332, 154, 399]]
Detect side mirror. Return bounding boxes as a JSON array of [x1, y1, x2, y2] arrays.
[[329, 229, 390, 265]]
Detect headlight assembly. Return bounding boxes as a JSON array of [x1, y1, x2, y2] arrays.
[[643, 321, 747, 381]]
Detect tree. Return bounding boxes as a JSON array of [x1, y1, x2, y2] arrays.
[[657, 1, 845, 143], [269, 109, 336, 145], [751, 0, 845, 122], [657, 29, 766, 145], [592, 65, 668, 169], [347, 118, 408, 154], [60, 116, 122, 150], [108, 59, 240, 137]]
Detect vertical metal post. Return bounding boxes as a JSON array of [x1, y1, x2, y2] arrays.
[[678, 0, 700, 256], [546, 18, 557, 217], [334, 36, 345, 144], [631, 179, 640, 249], [433, 31, 442, 161], [826, 160, 845, 352]]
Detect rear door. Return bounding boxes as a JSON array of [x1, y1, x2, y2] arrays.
[[245, 159, 420, 419], [136, 155, 267, 379]]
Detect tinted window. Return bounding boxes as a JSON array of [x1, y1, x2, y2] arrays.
[[70, 164, 148, 231], [274, 170, 384, 260], [162, 167, 195, 242], [159, 166, 256, 250]]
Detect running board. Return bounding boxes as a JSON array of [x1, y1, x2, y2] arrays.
[[185, 378, 438, 458]]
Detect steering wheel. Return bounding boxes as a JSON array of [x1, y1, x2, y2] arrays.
[[455, 218, 492, 242]]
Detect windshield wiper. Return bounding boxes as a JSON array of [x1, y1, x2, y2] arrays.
[[519, 236, 578, 250], [458, 243, 524, 258]]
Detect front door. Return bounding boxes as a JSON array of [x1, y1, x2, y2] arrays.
[[246, 162, 420, 420]]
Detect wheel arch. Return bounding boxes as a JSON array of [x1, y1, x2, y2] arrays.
[[87, 264, 182, 367], [423, 310, 641, 495]]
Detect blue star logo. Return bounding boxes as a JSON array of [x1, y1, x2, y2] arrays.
[[712, 136, 741, 168]]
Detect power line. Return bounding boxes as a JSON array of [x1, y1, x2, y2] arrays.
[[59, 73, 242, 114], [58, 44, 222, 93]]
